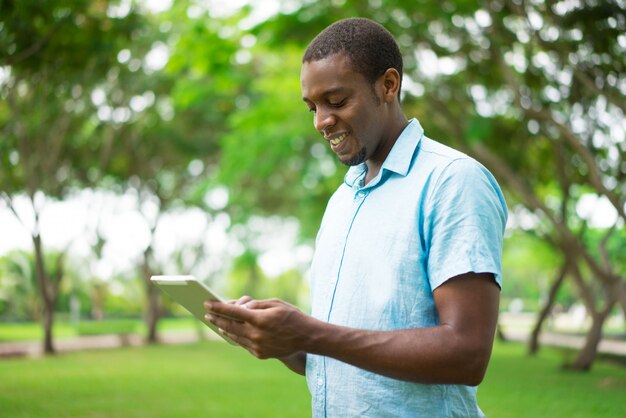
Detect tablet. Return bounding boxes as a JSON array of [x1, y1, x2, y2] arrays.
[[150, 275, 237, 345]]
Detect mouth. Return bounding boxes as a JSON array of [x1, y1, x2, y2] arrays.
[[328, 132, 349, 146]]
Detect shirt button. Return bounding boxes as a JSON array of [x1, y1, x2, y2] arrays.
[[317, 378, 324, 386]]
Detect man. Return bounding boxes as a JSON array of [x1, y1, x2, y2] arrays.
[[205, 17, 507, 417]]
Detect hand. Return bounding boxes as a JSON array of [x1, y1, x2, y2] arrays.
[[204, 297, 312, 359]]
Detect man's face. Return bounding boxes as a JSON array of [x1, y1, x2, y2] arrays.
[[300, 53, 388, 166]]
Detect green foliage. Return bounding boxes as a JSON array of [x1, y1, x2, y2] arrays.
[[0, 251, 38, 321], [502, 231, 561, 304], [226, 251, 308, 308], [581, 227, 626, 277], [0, 250, 66, 321], [0, 0, 142, 76], [269, 269, 310, 310], [500, 230, 583, 310], [218, 45, 344, 238], [160, 8, 345, 238], [101, 287, 145, 317], [58, 274, 145, 319], [0, 0, 624, 363], [0, 0, 148, 195]]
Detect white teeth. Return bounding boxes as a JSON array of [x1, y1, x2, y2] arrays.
[[330, 132, 348, 146]]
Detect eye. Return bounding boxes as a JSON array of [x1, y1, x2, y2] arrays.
[[328, 98, 345, 108], [308, 107, 316, 113]]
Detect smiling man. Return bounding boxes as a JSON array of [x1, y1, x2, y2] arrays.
[[205, 17, 508, 417]]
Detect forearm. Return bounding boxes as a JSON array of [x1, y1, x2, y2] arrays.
[[299, 274, 499, 385], [278, 351, 307, 376], [301, 319, 492, 385], [205, 275, 498, 385]]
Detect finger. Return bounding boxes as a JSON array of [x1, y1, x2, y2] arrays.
[[207, 316, 254, 348], [204, 301, 258, 322], [220, 329, 253, 348], [235, 295, 254, 306], [205, 312, 229, 329], [206, 313, 245, 333], [225, 296, 253, 305]]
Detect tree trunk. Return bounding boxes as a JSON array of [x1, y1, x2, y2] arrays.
[[32, 233, 56, 355], [568, 300, 615, 371], [529, 263, 567, 355], [142, 247, 160, 344], [42, 305, 55, 354], [145, 283, 160, 343]]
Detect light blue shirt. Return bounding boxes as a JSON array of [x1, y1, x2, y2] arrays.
[[306, 118, 507, 417]]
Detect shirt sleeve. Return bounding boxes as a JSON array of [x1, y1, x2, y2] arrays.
[[425, 158, 508, 290]]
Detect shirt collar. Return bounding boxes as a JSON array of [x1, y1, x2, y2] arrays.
[[344, 118, 424, 188]]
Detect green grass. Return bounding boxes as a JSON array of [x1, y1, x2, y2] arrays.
[[0, 317, 197, 342], [479, 342, 626, 417], [0, 341, 310, 418], [1, 340, 626, 417], [0, 321, 77, 342]]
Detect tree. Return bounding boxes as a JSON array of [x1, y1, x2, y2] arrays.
[[0, 0, 146, 353], [120, 3, 240, 342], [221, 0, 625, 369], [423, 0, 626, 369], [217, 44, 344, 239]]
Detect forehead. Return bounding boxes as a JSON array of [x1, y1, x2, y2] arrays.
[[300, 53, 368, 99]]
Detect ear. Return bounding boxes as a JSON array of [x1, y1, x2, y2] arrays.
[[381, 68, 401, 103]]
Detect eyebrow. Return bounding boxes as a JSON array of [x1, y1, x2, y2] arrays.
[[302, 87, 349, 102]]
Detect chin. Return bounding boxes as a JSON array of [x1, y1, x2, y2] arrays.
[[341, 147, 367, 166]]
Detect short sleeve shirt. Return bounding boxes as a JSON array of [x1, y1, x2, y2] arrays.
[[306, 118, 508, 417]]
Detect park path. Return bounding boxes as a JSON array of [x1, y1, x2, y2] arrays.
[[1, 328, 626, 359], [504, 329, 626, 357]]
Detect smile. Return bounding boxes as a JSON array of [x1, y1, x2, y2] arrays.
[[330, 132, 349, 146]]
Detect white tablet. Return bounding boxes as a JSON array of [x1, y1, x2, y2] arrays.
[[150, 275, 237, 345]]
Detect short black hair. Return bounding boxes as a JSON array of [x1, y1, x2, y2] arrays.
[[303, 17, 403, 97]]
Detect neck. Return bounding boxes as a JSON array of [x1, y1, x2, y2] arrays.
[[364, 110, 409, 184]]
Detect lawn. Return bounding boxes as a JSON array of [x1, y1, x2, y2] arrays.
[[1, 340, 626, 417], [479, 342, 626, 417], [0, 341, 310, 418], [0, 317, 198, 342]]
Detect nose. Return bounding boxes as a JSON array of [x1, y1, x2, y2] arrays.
[[313, 108, 336, 134]]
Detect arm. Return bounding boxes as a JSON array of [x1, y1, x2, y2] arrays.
[[305, 272, 499, 385], [205, 272, 499, 385], [278, 352, 307, 376]]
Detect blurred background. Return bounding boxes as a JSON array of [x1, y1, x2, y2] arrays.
[[0, 0, 625, 416]]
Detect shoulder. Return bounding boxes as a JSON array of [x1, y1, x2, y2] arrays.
[[418, 137, 492, 180], [416, 139, 507, 221], [412, 137, 479, 181], [419, 136, 468, 162], [414, 137, 497, 198]]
